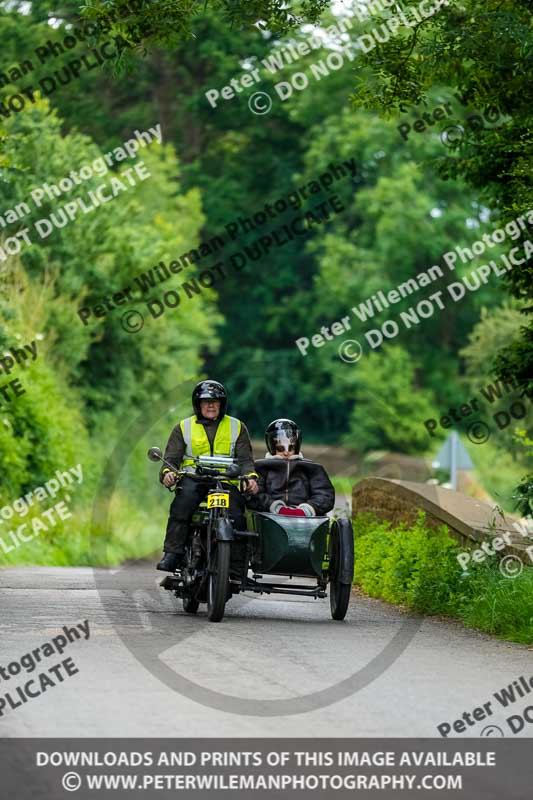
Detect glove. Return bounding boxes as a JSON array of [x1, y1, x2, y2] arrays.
[[279, 506, 306, 516], [297, 503, 316, 517]]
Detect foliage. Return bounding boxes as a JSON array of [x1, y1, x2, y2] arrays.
[[0, 92, 218, 560], [463, 439, 528, 513], [0, 1, 531, 568], [351, 0, 533, 231], [0, 256, 92, 501], [353, 511, 533, 643], [458, 305, 532, 478], [460, 304, 526, 386], [343, 346, 436, 453], [513, 475, 533, 519], [0, 492, 165, 567], [0, 98, 219, 416], [511, 431, 533, 518], [349, 0, 533, 491], [80, 0, 332, 53]]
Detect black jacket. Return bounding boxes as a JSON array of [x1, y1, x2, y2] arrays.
[[247, 455, 335, 516]]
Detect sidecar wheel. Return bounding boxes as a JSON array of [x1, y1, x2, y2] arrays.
[[330, 580, 351, 621], [329, 518, 354, 621]]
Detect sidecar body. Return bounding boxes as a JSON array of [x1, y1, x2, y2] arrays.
[[236, 511, 354, 620]]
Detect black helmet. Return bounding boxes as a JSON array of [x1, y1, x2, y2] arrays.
[[265, 418, 301, 456], [192, 380, 227, 419]]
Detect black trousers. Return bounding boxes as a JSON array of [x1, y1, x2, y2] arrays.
[[163, 476, 246, 554]]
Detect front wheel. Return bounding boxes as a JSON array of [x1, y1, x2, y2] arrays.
[[329, 518, 354, 621], [207, 540, 231, 622]]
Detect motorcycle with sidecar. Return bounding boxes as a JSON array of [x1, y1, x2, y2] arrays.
[[148, 448, 354, 623]]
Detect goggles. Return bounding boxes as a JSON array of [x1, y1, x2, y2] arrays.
[[274, 436, 297, 454]]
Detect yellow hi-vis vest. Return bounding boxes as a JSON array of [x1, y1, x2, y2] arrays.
[[180, 415, 241, 484]]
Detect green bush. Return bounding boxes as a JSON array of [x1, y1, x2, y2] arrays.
[[0, 493, 164, 568], [353, 512, 533, 644]]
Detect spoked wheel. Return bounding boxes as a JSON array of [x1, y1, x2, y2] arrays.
[[207, 540, 231, 622], [183, 595, 200, 614], [329, 518, 354, 621]]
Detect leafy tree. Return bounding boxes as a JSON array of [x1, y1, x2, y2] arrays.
[[343, 346, 436, 453], [1, 0, 528, 489], [80, 0, 332, 49], [349, 0, 532, 494], [0, 95, 219, 511], [460, 304, 526, 387]]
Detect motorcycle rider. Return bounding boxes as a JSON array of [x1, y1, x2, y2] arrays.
[[246, 418, 335, 517], [157, 380, 259, 572]]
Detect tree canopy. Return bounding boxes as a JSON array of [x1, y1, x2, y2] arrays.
[[0, 0, 531, 547]]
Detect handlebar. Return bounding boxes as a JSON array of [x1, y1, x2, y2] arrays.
[[163, 468, 252, 494], [167, 468, 248, 481], [148, 447, 253, 494]]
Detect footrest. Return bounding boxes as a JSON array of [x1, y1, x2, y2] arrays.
[[159, 575, 180, 590], [234, 530, 259, 538]]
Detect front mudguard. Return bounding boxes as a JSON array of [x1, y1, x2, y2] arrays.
[[331, 517, 354, 585], [215, 517, 235, 542]]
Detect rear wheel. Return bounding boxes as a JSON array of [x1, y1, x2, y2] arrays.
[[329, 519, 354, 621], [207, 540, 231, 622]]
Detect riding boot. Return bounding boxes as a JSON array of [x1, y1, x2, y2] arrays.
[[163, 519, 189, 555], [157, 552, 184, 572]]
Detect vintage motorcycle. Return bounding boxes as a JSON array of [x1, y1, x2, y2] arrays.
[[148, 447, 354, 623]]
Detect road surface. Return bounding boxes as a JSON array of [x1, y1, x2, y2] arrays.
[[0, 565, 531, 738]]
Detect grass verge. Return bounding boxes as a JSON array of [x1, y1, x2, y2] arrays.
[[353, 512, 533, 644], [0, 492, 165, 567]]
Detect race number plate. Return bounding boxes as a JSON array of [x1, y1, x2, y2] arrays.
[[207, 492, 230, 508]]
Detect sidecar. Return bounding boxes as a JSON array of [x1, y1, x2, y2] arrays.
[[238, 511, 354, 620]]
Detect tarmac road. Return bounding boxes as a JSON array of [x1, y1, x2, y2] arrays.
[[0, 564, 531, 738]]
